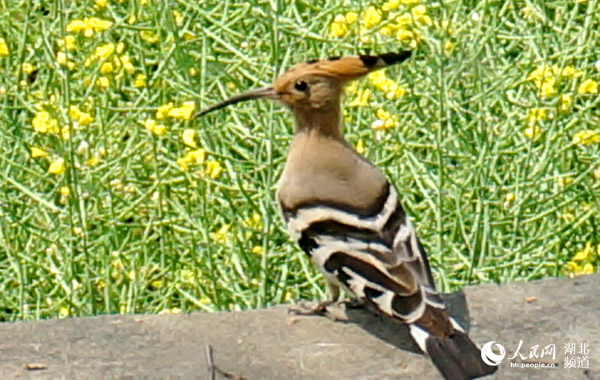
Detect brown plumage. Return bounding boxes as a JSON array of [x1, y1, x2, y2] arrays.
[[197, 52, 497, 380]]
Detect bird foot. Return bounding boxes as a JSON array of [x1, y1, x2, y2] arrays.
[[288, 298, 365, 321]]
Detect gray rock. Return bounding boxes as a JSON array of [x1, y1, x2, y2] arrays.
[[0, 275, 597, 380]]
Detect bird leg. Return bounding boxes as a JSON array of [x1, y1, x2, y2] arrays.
[[288, 283, 366, 320]]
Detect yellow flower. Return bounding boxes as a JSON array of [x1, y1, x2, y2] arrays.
[[22, 62, 35, 74], [505, 192, 516, 202], [59, 307, 70, 318], [527, 107, 548, 125], [95, 0, 107, 9], [133, 73, 147, 88], [411, 5, 432, 26], [252, 245, 264, 255], [56, 51, 74, 69], [63, 35, 76, 50], [188, 149, 205, 164], [578, 78, 598, 95], [539, 77, 556, 97], [66, 17, 112, 36], [69, 105, 94, 126], [443, 41, 455, 54], [362, 6, 382, 29], [156, 102, 174, 120], [396, 29, 415, 43], [144, 119, 166, 136], [0, 37, 9, 56], [330, 15, 349, 38], [95, 43, 115, 59], [158, 308, 182, 315], [172, 10, 184, 26], [30, 147, 48, 158], [59, 186, 70, 205], [85, 156, 101, 166], [560, 66, 583, 78], [205, 161, 223, 179], [559, 93, 572, 112], [572, 243, 594, 262], [347, 88, 371, 107], [32, 111, 60, 134], [182, 129, 197, 147], [168, 101, 196, 120], [100, 62, 114, 74], [527, 64, 555, 87], [96, 76, 110, 88], [177, 148, 205, 171], [189, 67, 198, 77], [382, 0, 401, 11], [355, 139, 365, 154], [345, 11, 358, 24], [48, 157, 66, 175], [372, 108, 399, 130], [523, 125, 541, 140], [210, 224, 230, 243], [572, 130, 600, 146], [140, 31, 159, 44], [557, 176, 573, 188]]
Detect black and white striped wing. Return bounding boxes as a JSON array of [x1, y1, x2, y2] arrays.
[[281, 183, 451, 331]]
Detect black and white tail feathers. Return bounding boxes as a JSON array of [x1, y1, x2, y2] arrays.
[[410, 321, 497, 380]]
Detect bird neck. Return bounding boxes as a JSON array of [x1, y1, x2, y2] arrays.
[[291, 105, 343, 140]]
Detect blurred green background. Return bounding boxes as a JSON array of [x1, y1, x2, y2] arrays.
[[0, 0, 598, 321]]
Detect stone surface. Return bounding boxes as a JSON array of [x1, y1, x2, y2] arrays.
[[0, 275, 598, 380]]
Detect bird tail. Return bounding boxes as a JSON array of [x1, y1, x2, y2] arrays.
[[409, 319, 498, 380]]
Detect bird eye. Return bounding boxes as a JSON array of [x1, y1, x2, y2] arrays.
[[294, 81, 308, 92]]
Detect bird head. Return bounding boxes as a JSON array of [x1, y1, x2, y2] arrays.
[[196, 51, 412, 118]]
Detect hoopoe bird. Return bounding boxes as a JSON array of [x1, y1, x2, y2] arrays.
[[197, 52, 497, 380]]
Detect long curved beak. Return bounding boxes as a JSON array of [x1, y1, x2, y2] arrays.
[[195, 86, 276, 118]]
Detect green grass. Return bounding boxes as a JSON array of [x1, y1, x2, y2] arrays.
[[1, 0, 599, 321]]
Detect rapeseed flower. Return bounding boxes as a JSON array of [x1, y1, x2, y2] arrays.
[[347, 88, 371, 107], [66, 17, 112, 37], [176, 149, 205, 171], [100, 62, 114, 74], [30, 147, 48, 158], [564, 243, 597, 278], [578, 78, 598, 95], [120, 55, 135, 74], [205, 161, 223, 179], [32, 111, 60, 134], [140, 31, 159, 44], [48, 157, 65, 175], [96, 76, 110, 88], [182, 129, 197, 147], [559, 94, 572, 112], [0, 37, 9, 56], [168, 101, 196, 120], [144, 119, 166, 136], [210, 224, 230, 243], [361, 6, 382, 29], [69, 105, 94, 126], [523, 125, 542, 140], [94, 43, 115, 59], [572, 130, 600, 146], [156, 102, 174, 120], [371, 108, 399, 130], [355, 139, 365, 154], [22, 63, 35, 74], [330, 12, 357, 38], [330, 15, 349, 37], [527, 108, 548, 126], [133, 73, 147, 88]]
